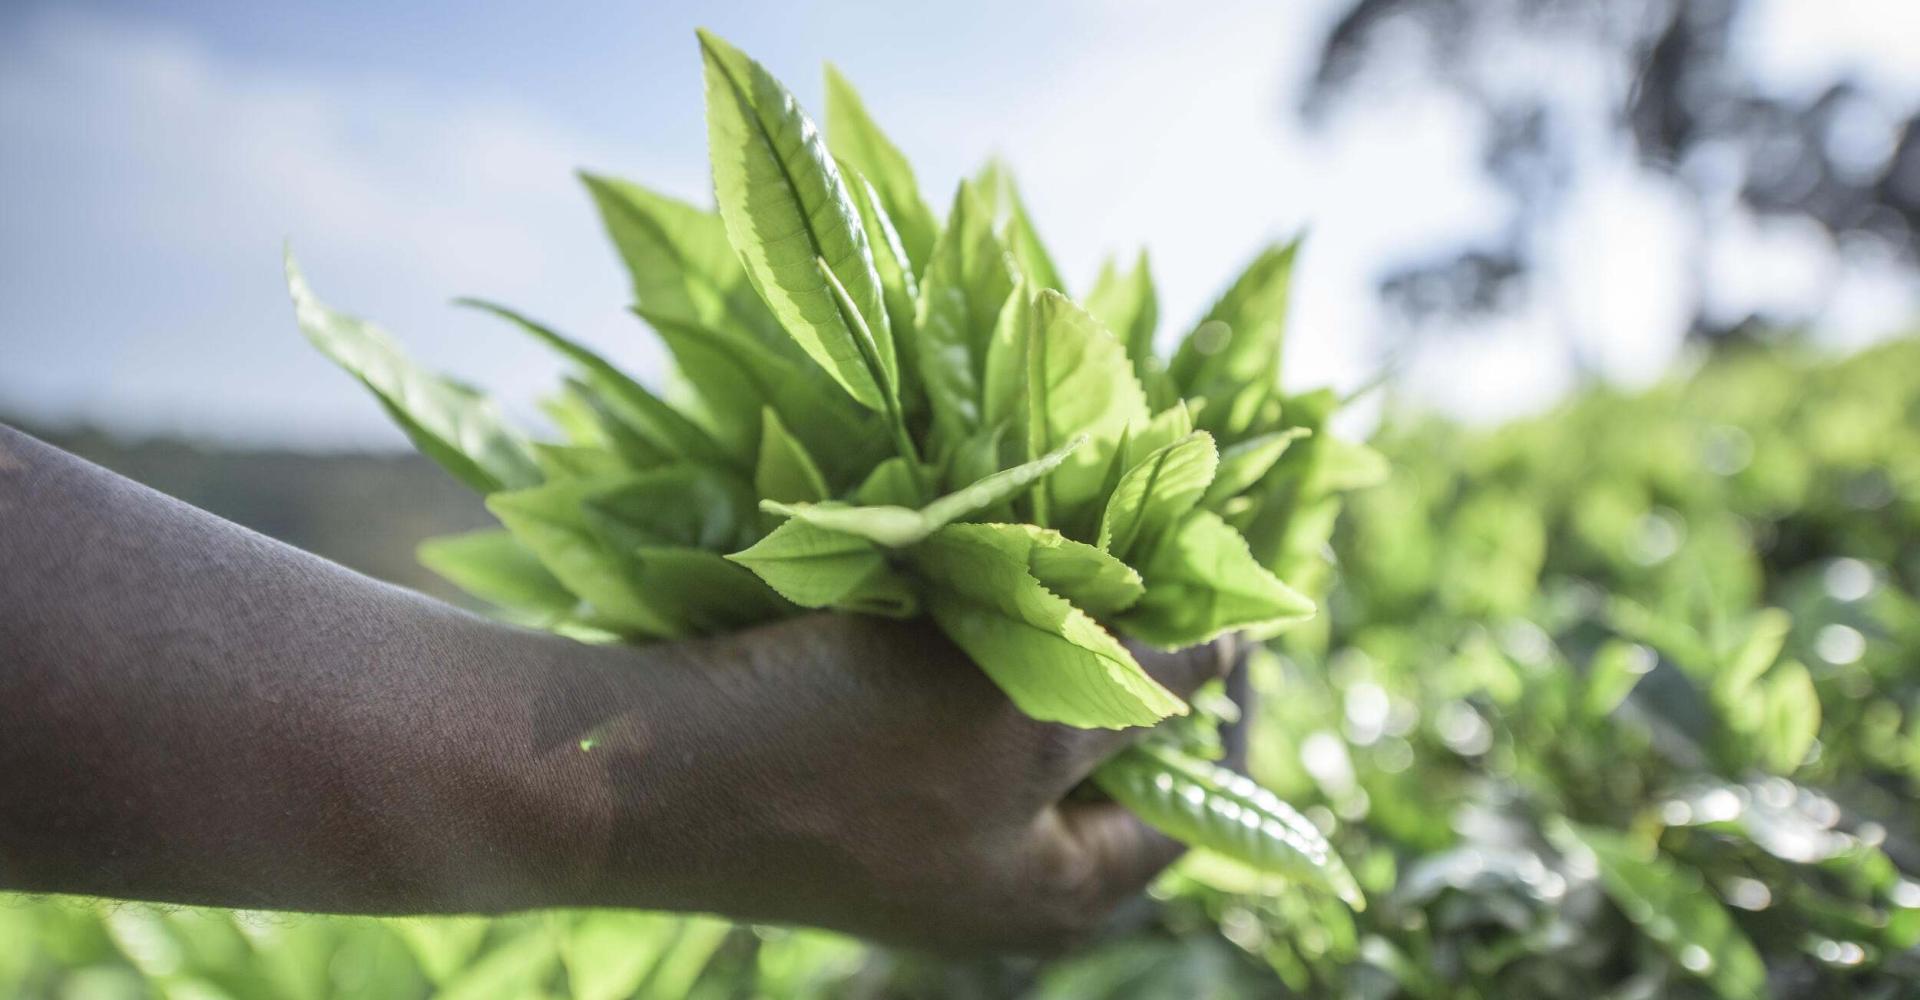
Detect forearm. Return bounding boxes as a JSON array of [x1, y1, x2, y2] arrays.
[[0, 424, 673, 914]]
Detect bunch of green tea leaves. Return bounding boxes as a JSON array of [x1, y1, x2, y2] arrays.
[[288, 30, 1380, 909]]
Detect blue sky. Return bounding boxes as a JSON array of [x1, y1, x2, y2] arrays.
[[4, 0, 1917, 446]]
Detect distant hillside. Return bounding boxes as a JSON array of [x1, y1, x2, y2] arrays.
[[11, 419, 494, 605]]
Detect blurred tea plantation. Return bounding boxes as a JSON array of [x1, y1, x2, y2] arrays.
[[6, 333, 1918, 998]]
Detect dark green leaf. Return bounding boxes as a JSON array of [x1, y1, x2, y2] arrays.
[[755, 408, 832, 504], [1548, 821, 1767, 1000]]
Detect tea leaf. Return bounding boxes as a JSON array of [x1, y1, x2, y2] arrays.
[[1169, 241, 1299, 403], [760, 435, 1087, 548], [916, 182, 1017, 446], [1100, 432, 1219, 560], [700, 30, 895, 412], [840, 160, 925, 417], [641, 309, 883, 483], [962, 522, 1145, 617], [1202, 428, 1309, 509], [1123, 509, 1314, 648], [727, 518, 918, 617], [460, 299, 739, 470], [286, 253, 538, 494], [579, 173, 786, 349], [823, 64, 938, 275], [975, 159, 1065, 294], [1095, 743, 1363, 907], [755, 408, 832, 504], [914, 523, 1183, 728], [488, 478, 680, 639], [1086, 250, 1165, 404], [1022, 290, 1151, 527], [416, 530, 577, 620]]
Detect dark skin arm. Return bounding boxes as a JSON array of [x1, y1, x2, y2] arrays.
[[0, 424, 1231, 953]]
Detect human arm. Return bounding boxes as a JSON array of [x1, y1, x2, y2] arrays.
[[0, 424, 1229, 951]]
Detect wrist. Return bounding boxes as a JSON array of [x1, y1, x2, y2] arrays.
[[516, 633, 745, 914]]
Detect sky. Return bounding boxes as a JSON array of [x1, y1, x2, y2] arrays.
[[3, 0, 1917, 447]]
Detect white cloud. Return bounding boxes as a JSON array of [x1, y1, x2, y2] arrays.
[[0, 10, 690, 446]]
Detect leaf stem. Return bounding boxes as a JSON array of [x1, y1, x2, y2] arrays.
[[816, 257, 929, 497]]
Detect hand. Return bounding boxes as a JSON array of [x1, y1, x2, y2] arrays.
[[580, 614, 1237, 953]]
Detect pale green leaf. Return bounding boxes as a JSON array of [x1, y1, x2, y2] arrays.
[[762, 435, 1085, 547], [1202, 428, 1309, 508], [642, 309, 883, 484], [965, 522, 1145, 617], [854, 456, 928, 507], [431, 927, 559, 1000], [1100, 431, 1219, 560], [975, 159, 1065, 294], [387, 917, 490, 987], [1760, 660, 1819, 773], [416, 530, 576, 620], [286, 253, 538, 494], [578, 173, 786, 349], [585, 466, 755, 552], [823, 64, 939, 275], [1126, 401, 1196, 466], [1169, 240, 1300, 403], [839, 160, 924, 418], [561, 912, 679, 1000], [487, 477, 679, 639], [1309, 436, 1390, 494], [1122, 509, 1315, 648], [980, 278, 1034, 437], [461, 299, 738, 469], [1086, 249, 1165, 402], [1022, 290, 1151, 527], [1096, 743, 1363, 908], [1582, 640, 1657, 717], [532, 442, 624, 479], [726, 519, 918, 617], [699, 30, 895, 412], [1716, 607, 1792, 700], [913, 523, 1183, 729], [915, 182, 1017, 446]]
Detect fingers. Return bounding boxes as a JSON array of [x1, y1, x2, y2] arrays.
[[1037, 635, 1243, 796], [1031, 799, 1184, 947], [1128, 633, 1240, 704], [1218, 648, 1254, 773]]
